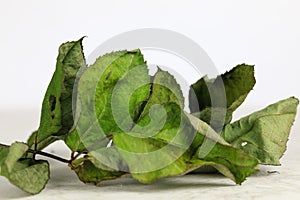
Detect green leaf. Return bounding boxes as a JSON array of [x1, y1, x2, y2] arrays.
[[112, 70, 257, 184], [0, 145, 9, 173], [66, 50, 150, 152], [71, 156, 125, 185], [4, 142, 28, 173], [113, 130, 258, 184], [196, 143, 258, 184], [27, 38, 85, 151], [113, 132, 191, 183], [7, 159, 50, 195], [131, 70, 190, 144], [144, 69, 184, 110], [112, 70, 197, 183], [0, 143, 50, 194], [131, 70, 197, 156], [222, 97, 299, 165], [186, 113, 259, 184], [186, 113, 229, 146], [87, 147, 129, 172], [189, 64, 256, 130]]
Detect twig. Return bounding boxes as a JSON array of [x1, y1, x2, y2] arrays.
[[0, 143, 71, 164], [27, 149, 71, 164]]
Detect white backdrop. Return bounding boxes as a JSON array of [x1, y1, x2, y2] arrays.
[[0, 0, 299, 140], [1, 0, 300, 108]]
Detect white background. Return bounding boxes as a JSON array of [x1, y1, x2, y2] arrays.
[[1, 0, 300, 141], [0, 1, 300, 199], [1, 0, 300, 109]]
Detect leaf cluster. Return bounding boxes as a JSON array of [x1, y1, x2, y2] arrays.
[[0, 38, 298, 194]]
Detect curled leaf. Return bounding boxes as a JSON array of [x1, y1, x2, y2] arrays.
[[0, 142, 50, 194], [66, 50, 150, 152], [27, 38, 86, 151], [189, 64, 256, 130], [222, 97, 299, 165]]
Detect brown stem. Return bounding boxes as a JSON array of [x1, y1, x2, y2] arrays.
[[33, 131, 38, 160], [0, 132, 114, 164], [27, 149, 71, 164], [0, 143, 71, 164]]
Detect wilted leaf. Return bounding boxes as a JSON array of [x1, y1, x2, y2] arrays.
[[112, 70, 197, 183], [66, 50, 150, 152], [71, 155, 125, 185], [189, 64, 255, 130], [222, 97, 299, 165], [7, 159, 49, 194], [186, 113, 258, 184], [27, 38, 85, 150], [0, 142, 50, 194]]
